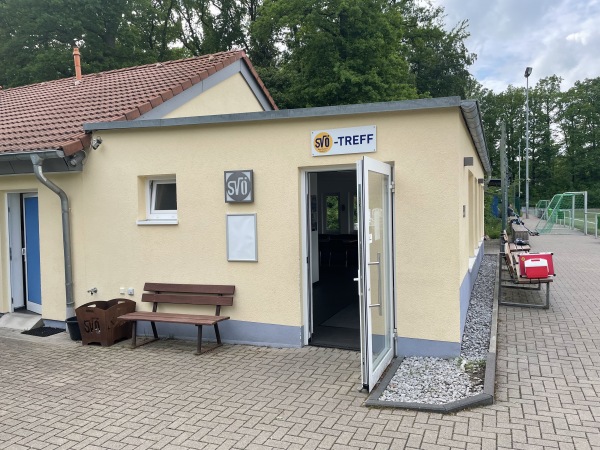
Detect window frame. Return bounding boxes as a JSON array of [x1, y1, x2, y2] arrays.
[[146, 177, 177, 222], [324, 192, 341, 233]]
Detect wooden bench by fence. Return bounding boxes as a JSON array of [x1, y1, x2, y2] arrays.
[[501, 230, 531, 252], [511, 222, 530, 242], [118, 283, 235, 354], [499, 242, 554, 309]]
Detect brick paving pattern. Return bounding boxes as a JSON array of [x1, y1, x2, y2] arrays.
[[1, 219, 599, 449]]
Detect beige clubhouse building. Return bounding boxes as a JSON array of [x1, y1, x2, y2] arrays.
[[0, 50, 489, 390]]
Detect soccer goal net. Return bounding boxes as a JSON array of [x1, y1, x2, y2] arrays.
[[535, 191, 590, 234]]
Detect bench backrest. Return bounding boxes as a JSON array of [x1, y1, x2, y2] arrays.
[[142, 283, 235, 313]]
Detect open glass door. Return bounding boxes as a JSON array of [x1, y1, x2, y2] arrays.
[[357, 156, 394, 391]]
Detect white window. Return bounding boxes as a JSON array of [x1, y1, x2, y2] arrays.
[[138, 177, 177, 225]]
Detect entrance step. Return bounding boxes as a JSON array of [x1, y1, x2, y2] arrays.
[[0, 312, 43, 331]]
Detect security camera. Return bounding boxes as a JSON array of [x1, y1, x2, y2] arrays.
[[91, 136, 103, 150]]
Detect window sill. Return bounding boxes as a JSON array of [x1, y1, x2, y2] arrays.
[[136, 219, 178, 226]]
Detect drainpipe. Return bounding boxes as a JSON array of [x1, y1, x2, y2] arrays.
[[30, 154, 75, 318]]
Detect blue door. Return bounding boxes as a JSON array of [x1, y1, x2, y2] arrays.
[[24, 195, 42, 314]]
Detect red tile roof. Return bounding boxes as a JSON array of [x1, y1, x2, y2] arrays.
[[0, 50, 277, 156]]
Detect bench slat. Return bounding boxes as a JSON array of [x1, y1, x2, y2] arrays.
[[142, 293, 234, 306], [144, 283, 235, 295], [509, 243, 531, 252], [513, 277, 554, 284], [120, 311, 230, 326]]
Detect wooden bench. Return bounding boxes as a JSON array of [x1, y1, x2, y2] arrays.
[[499, 243, 554, 309], [501, 229, 531, 252], [511, 222, 530, 242], [118, 283, 235, 354]]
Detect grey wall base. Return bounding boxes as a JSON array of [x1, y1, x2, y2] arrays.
[[51, 241, 486, 356], [396, 336, 461, 358], [43, 319, 67, 329], [134, 319, 303, 348]]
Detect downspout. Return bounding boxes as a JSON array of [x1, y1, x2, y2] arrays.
[[30, 154, 75, 318]]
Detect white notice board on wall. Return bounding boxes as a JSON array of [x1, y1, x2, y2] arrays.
[[226, 214, 257, 261]]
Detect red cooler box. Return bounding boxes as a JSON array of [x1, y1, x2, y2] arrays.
[[523, 258, 549, 279], [519, 252, 555, 277]]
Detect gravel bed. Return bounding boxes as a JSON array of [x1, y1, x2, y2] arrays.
[[379, 255, 496, 404]]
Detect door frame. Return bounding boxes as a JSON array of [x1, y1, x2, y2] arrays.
[[7, 193, 24, 312], [300, 164, 356, 346], [5, 191, 41, 314], [300, 164, 397, 359]]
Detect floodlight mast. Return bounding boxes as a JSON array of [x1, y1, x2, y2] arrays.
[[524, 66, 532, 218], [518, 141, 521, 198]]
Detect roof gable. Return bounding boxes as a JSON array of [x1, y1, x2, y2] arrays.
[[0, 50, 277, 156], [139, 59, 275, 119]]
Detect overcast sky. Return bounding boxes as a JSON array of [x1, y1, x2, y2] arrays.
[[430, 0, 600, 93]]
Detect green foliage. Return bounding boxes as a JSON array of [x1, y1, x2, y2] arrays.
[[248, 0, 477, 108], [556, 78, 600, 206], [463, 359, 486, 372], [175, 0, 250, 55], [250, 0, 419, 108], [0, 0, 476, 111], [479, 75, 600, 209], [398, 0, 477, 99], [325, 194, 340, 232], [528, 76, 562, 201], [484, 189, 502, 239], [0, 0, 185, 87]]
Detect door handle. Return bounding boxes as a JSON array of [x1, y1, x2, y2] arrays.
[[361, 254, 383, 314], [371, 252, 382, 315]]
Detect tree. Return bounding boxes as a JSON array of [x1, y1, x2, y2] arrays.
[[479, 75, 600, 207], [527, 76, 561, 199], [0, 0, 184, 87], [1, 0, 477, 110], [175, 0, 248, 55], [472, 85, 525, 182], [398, 0, 476, 99], [250, 0, 419, 109], [557, 78, 600, 203]]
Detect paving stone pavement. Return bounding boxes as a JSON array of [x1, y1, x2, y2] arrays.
[[1, 221, 600, 449]]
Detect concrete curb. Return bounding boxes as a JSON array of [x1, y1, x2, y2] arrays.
[[365, 257, 499, 413]]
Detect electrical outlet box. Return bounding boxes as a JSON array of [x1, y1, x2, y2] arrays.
[[119, 287, 125, 295], [127, 288, 134, 295]]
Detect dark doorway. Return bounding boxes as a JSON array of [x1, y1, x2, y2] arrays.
[[308, 170, 360, 350]]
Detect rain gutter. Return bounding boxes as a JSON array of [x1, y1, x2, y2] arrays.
[[86, 97, 492, 175], [460, 100, 492, 175]]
